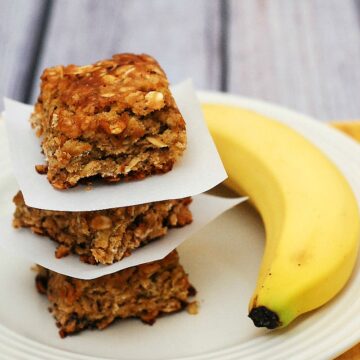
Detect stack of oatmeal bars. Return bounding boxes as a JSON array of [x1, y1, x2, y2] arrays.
[[12, 54, 196, 337]]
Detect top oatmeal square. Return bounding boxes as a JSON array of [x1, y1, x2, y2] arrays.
[[31, 53, 186, 189]]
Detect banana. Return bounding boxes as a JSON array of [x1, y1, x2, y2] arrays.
[[202, 104, 360, 329]]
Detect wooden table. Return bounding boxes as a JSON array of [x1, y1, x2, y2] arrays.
[[1, 0, 360, 358], [2, 0, 360, 120]]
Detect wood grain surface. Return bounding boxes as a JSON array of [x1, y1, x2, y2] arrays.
[[228, 0, 360, 120], [0, 0, 46, 103], [2, 0, 360, 121], [29, 0, 223, 102]]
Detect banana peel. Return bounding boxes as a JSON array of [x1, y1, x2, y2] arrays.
[[202, 104, 360, 329]]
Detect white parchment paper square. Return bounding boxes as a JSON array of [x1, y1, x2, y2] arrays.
[[3, 80, 227, 211], [0, 194, 246, 279]]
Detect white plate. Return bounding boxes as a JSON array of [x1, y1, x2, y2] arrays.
[[1, 92, 360, 360]]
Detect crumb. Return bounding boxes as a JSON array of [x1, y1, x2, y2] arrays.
[[187, 301, 199, 315]]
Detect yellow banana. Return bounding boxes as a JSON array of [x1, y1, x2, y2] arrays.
[[202, 104, 360, 329]]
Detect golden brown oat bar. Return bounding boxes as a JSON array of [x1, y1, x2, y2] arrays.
[[13, 192, 192, 265], [31, 53, 186, 189], [35, 250, 196, 338]]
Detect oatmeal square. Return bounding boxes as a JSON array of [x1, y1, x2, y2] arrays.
[[31, 54, 186, 189]]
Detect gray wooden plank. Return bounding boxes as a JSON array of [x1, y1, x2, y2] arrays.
[[30, 0, 222, 102], [228, 0, 360, 120], [0, 0, 46, 107]]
